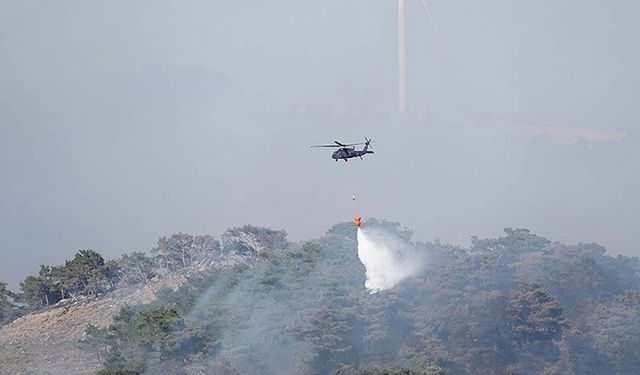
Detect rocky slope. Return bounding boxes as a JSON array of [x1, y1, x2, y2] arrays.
[[0, 275, 186, 375]]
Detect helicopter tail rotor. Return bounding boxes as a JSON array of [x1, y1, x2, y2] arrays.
[[364, 137, 374, 152]]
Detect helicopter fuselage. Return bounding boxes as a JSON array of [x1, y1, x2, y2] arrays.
[[332, 147, 374, 161]]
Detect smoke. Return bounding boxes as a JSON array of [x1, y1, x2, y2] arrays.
[[184, 264, 308, 375], [356, 227, 424, 293]]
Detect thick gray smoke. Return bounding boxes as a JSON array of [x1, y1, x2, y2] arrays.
[[356, 227, 424, 293]]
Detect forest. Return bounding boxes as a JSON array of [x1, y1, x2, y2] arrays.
[[1, 220, 639, 375]]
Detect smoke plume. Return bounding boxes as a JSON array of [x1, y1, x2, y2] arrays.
[[356, 227, 423, 293]]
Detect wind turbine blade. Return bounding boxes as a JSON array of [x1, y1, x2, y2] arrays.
[[420, 0, 441, 41], [398, 0, 407, 112]]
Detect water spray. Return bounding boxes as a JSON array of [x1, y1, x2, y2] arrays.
[[356, 227, 423, 293]]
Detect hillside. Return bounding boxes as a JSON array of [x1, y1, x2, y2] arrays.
[[0, 275, 185, 375], [1, 222, 639, 375]]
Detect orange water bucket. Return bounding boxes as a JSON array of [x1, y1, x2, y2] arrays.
[[353, 215, 362, 227]]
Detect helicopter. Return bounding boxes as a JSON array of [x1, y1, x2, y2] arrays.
[[311, 137, 375, 162]]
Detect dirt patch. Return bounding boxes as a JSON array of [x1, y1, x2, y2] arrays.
[[0, 275, 185, 375]]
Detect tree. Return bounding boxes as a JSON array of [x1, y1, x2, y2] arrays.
[[471, 228, 553, 256], [51, 265, 70, 301], [19, 265, 62, 307], [133, 307, 184, 359], [587, 291, 640, 374], [63, 250, 109, 297], [19, 275, 47, 307], [507, 283, 565, 345], [87, 306, 185, 374], [111, 252, 157, 286], [98, 350, 141, 375], [221, 225, 288, 255], [192, 235, 220, 261], [18, 250, 110, 309], [0, 281, 19, 324], [153, 234, 219, 271], [79, 324, 109, 362], [291, 285, 361, 374]]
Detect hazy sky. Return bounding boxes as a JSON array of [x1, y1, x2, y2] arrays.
[[1, 0, 639, 287]]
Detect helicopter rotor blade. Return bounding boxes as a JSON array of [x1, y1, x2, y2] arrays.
[[335, 140, 365, 147], [311, 140, 366, 148], [310, 144, 341, 148]]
